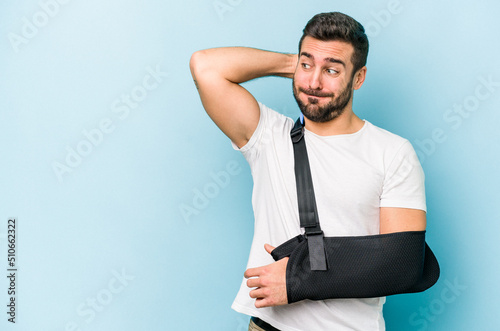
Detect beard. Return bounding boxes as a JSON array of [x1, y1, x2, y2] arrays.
[[293, 78, 354, 123]]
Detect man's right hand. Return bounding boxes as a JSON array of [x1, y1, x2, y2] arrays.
[[189, 47, 297, 148]]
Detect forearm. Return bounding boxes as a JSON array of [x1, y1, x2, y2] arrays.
[[272, 231, 439, 303], [190, 47, 297, 84]]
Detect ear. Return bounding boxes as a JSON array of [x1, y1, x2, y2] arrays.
[[353, 66, 367, 90]]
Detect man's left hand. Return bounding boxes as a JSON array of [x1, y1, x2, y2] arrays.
[[244, 244, 289, 308]]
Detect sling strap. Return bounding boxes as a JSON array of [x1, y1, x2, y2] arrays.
[[269, 118, 440, 301], [291, 118, 327, 271]]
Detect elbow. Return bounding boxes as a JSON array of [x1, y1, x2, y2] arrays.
[[189, 50, 209, 78]]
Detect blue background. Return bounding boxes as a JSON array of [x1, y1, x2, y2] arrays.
[[1, 0, 499, 330]]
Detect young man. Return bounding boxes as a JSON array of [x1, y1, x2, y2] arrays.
[[190, 12, 426, 331]]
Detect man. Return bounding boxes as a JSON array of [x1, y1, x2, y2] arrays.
[[190, 12, 426, 331]]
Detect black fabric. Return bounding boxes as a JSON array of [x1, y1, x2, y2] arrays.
[[271, 117, 440, 304], [290, 119, 326, 270], [272, 231, 440, 303], [290, 119, 321, 232], [251, 317, 281, 331]]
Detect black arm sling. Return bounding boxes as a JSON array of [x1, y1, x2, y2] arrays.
[[271, 118, 440, 303]]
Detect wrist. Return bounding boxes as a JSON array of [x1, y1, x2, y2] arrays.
[[274, 53, 297, 78]]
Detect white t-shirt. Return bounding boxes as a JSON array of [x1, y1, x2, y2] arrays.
[[231, 103, 426, 331]]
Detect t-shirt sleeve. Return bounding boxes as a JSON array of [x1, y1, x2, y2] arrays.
[[231, 102, 291, 168], [380, 140, 426, 212]]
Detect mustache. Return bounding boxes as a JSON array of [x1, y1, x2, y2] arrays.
[[298, 87, 334, 98]]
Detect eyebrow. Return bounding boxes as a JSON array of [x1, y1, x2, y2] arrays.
[[300, 52, 346, 67]]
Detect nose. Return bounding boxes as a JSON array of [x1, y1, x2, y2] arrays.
[[308, 68, 322, 90]]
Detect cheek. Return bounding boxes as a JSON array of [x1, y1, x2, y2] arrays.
[[326, 79, 346, 93], [293, 71, 308, 86]]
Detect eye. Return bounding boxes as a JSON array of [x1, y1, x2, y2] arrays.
[[326, 68, 338, 74], [301, 63, 311, 69]]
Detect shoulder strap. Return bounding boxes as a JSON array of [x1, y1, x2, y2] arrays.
[[291, 118, 327, 271]]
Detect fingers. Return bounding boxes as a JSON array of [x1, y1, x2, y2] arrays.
[[245, 244, 275, 279], [264, 243, 275, 254], [249, 287, 267, 299], [255, 298, 271, 308], [253, 295, 279, 308], [249, 288, 276, 308], [246, 277, 262, 288], [244, 266, 261, 279]]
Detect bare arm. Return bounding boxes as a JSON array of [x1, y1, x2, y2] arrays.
[[189, 47, 297, 148], [379, 207, 426, 234]]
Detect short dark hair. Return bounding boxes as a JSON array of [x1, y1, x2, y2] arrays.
[[299, 12, 369, 74]]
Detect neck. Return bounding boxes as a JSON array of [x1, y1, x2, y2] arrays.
[[304, 107, 364, 136]]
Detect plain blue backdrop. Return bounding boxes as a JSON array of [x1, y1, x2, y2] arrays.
[[1, 0, 499, 330]]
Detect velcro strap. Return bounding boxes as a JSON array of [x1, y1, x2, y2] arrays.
[[308, 233, 327, 271]]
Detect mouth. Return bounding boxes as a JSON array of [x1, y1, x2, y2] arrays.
[[303, 92, 332, 106], [306, 94, 326, 100], [299, 88, 333, 99]]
